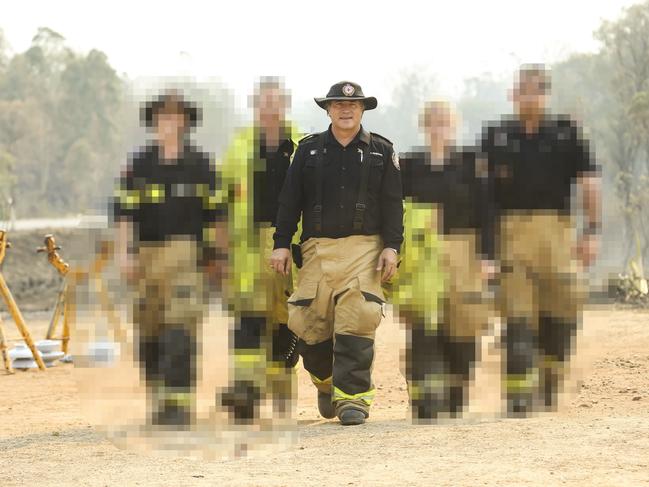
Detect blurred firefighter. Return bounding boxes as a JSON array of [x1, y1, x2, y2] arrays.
[[270, 81, 403, 426], [481, 64, 601, 416], [395, 101, 495, 421], [113, 90, 227, 428], [218, 77, 302, 423]]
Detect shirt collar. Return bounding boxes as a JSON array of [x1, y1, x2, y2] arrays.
[[509, 114, 554, 138], [257, 127, 293, 158], [151, 141, 191, 164], [326, 124, 371, 147]]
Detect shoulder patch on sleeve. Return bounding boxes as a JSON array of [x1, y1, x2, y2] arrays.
[[392, 151, 400, 170]]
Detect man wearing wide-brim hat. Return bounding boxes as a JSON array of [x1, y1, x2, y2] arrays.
[[313, 81, 378, 110], [270, 81, 403, 425]]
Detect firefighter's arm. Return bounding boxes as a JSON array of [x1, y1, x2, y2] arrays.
[[576, 173, 601, 268], [201, 158, 231, 288], [271, 144, 306, 275], [113, 158, 140, 283], [116, 220, 138, 283], [201, 220, 229, 289]]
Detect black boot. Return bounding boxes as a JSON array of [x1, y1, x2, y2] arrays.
[[220, 380, 262, 424], [447, 339, 477, 418], [317, 391, 336, 419], [153, 400, 192, 427], [222, 315, 266, 424], [152, 326, 196, 428], [503, 320, 537, 418], [338, 407, 367, 426], [407, 326, 449, 421], [299, 339, 335, 419], [538, 317, 577, 410]]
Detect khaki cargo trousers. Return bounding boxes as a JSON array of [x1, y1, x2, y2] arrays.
[[497, 212, 586, 408], [287, 234, 385, 416]]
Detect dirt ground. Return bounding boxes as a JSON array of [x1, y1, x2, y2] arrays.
[[1, 306, 648, 487]]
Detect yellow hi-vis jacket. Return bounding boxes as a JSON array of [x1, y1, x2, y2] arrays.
[[391, 199, 444, 328], [220, 124, 303, 314]]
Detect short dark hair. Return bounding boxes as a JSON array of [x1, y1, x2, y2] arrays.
[[141, 89, 201, 128], [517, 63, 551, 93]]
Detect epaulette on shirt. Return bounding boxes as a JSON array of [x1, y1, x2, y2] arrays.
[[554, 114, 573, 125], [370, 132, 393, 146], [298, 133, 321, 146], [553, 114, 581, 134]]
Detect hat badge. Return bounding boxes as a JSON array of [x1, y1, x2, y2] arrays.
[[342, 83, 355, 96]]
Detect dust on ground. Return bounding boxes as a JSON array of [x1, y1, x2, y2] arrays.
[[0, 306, 648, 486]]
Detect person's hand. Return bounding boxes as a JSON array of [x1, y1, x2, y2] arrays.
[[202, 249, 229, 291], [118, 252, 139, 284], [376, 248, 398, 283], [575, 233, 599, 269], [270, 248, 292, 275]]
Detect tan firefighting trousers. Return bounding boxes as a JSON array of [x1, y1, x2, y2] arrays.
[[439, 233, 493, 338], [132, 239, 207, 416], [498, 213, 585, 326], [134, 239, 206, 339], [498, 212, 586, 399], [287, 234, 385, 415]]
